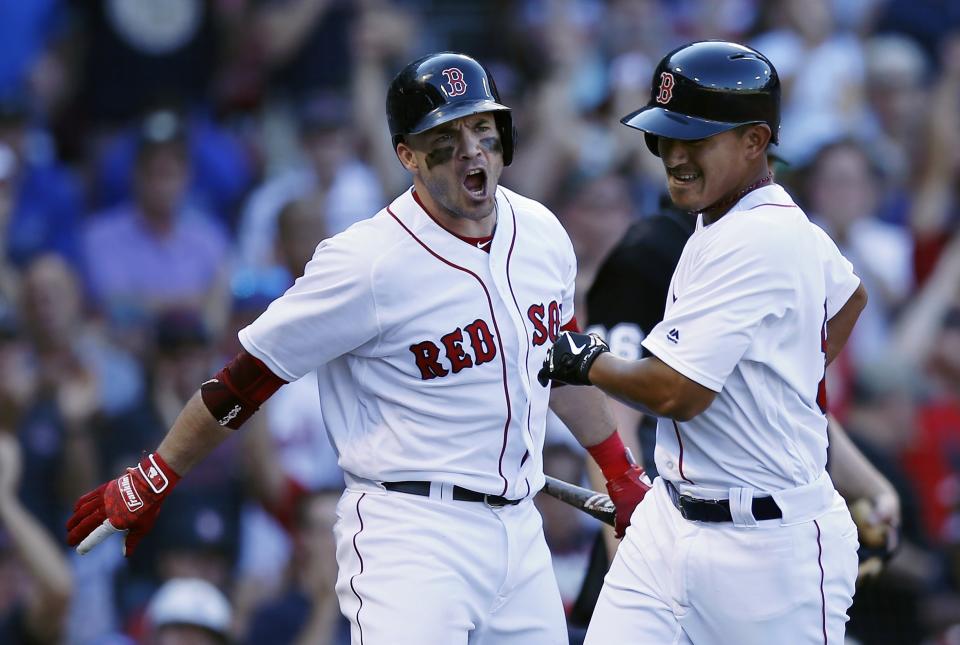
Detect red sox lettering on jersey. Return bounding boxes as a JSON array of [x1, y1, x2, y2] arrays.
[[410, 301, 562, 379], [238, 186, 577, 500]]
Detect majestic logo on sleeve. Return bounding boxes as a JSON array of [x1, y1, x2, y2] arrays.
[[656, 72, 675, 105], [667, 328, 680, 344]]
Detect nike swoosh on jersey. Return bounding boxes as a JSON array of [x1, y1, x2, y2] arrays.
[[478, 240, 491, 249]]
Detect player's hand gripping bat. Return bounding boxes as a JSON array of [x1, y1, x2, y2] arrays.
[[542, 475, 616, 527]]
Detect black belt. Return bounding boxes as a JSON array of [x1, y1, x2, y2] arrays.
[[667, 481, 782, 522], [382, 481, 522, 508]]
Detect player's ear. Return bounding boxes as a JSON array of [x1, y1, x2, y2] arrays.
[[742, 124, 772, 161], [396, 140, 420, 173]]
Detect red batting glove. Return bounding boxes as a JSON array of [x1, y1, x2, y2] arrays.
[[605, 466, 651, 538], [66, 453, 180, 557], [588, 432, 651, 538]]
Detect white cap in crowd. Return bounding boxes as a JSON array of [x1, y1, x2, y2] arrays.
[[146, 577, 232, 638]]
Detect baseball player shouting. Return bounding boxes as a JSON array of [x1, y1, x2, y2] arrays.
[[66, 52, 649, 645], [539, 41, 868, 644]]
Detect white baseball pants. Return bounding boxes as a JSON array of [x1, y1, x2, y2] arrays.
[[585, 476, 858, 644], [334, 485, 568, 645]]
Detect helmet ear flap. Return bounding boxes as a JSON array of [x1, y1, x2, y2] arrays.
[[494, 113, 516, 166], [644, 133, 660, 157]]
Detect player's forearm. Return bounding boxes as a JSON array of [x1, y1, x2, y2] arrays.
[[589, 354, 714, 422], [549, 384, 618, 448], [825, 282, 867, 365], [892, 235, 960, 365], [0, 497, 72, 607], [827, 415, 897, 506], [156, 391, 235, 476]]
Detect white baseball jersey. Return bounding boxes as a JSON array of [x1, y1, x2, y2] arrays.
[[642, 184, 860, 496], [239, 186, 576, 499]]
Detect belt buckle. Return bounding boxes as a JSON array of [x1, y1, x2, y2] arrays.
[[679, 494, 724, 521], [483, 494, 506, 508]]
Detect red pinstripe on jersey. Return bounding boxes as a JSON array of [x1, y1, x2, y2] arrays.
[[500, 192, 535, 499], [672, 419, 695, 485]]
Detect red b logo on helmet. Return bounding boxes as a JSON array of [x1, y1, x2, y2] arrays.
[[442, 68, 468, 97], [656, 72, 675, 105]]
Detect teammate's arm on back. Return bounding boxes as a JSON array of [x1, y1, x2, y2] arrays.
[[811, 221, 866, 364], [825, 282, 867, 365]]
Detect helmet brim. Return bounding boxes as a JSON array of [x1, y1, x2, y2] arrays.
[[409, 100, 511, 136], [621, 105, 746, 141]]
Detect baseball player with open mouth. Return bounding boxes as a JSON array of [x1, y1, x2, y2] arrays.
[[65, 52, 650, 644], [539, 41, 868, 644]]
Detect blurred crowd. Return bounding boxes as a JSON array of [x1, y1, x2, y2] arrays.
[[1, 0, 959, 643]]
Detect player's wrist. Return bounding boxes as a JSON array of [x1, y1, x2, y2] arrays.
[[587, 431, 639, 481], [133, 452, 181, 501], [585, 350, 612, 385]]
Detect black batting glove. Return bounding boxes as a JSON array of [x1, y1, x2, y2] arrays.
[[538, 331, 610, 387]]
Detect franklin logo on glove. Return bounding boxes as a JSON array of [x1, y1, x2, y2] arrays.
[[118, 475, 143, 512]]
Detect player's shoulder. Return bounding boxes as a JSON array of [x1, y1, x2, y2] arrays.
[[497, 186, 566, 234], [721, 185, 813, 244], [735, 184, 805, 221], [697, 186, 816, 271], [311, 201, 401, 266]]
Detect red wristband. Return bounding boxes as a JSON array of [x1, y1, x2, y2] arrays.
[[587, 431, 634, 481], [141, 452, 182, 494]]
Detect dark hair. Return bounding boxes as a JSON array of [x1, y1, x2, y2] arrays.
[[806, 137, 884, 182]]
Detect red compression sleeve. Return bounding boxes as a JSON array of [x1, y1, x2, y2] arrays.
[[587, 431, 635, 481], [560, 316, 580, 333], [200, 350, 287, 429]]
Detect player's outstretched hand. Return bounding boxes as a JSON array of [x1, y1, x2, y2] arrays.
[[66, 453, 180, 557], [538, 331, 609, 387], [606, 465, 651, 539]]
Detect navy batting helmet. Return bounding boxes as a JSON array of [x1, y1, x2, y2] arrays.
[[621, 41, 780, 156], [386, 52, 516, 165]]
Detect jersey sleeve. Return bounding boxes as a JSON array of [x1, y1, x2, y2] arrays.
[[811, 223, 860, 319], [560, 226, 578, 328], [238, 233, 380, 382], [641, 232, 794, 392]]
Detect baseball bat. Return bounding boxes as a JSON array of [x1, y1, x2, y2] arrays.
[[542, 475, 615, 527]]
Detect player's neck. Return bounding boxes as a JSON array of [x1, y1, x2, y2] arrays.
[[700, 165, 772, 226], [412, 187, 497, 238]]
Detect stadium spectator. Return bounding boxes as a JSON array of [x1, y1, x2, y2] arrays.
[[83, 110, 230, 345], [242, 490, 348, 645], [91, 104, 255, 228], [0, 97, 84, 270], [805, 138, 914, 370], [144, 577, 233, 645], [236, 92, 382, 275], [0, 430, 73, 645]]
